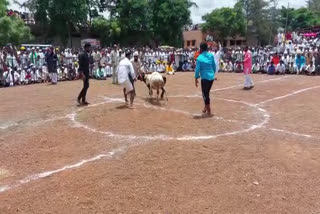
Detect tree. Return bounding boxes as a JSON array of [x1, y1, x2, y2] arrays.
[[236, 0, 270, 45], [307, 0, 320, 15], [25, 0, 195, 47], [201, 7, 245, 41], [91, 16, 121, 46], [30, 0, 89, 47], [280, 7, 320, 31], [149, 0, 195, 47], [0, 0, 33, 46], [0, 0, 8, 17], [112, 0, 152, 45]]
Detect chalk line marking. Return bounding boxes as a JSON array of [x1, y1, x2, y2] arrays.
[[0, 146, 126, 193], [137, 96, 246, 125], [0, 75, 288, 131], [1, 75, 317, 194], [168, 94, 317, 140], [69, 96, 269, 142], [0, 95, 270, 194], [257, 86, 320, 106], [270, 128, 313, 139], [212, 75, 291, 92]]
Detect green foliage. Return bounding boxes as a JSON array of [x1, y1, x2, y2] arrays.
[[202, 7, 245, 40], [32, 0, 88, 46], [29, 0, 194, 47], [307, 0, 320, 14], [92, 16, 121, 46], [150, 0, 193, 47], [0, 16, 33, 46], [236, 0, 271, 44], [0, 0, 33, 46], [280, 7, 320, 31], [0, 0, 8, 17], [115, 0, 150, 33]]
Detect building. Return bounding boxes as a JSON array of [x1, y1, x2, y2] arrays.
[[183, 30, 247, 49], [183, 30, 207, 49], [183, 25, 247, 49]]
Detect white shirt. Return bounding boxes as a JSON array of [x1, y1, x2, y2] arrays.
[[277, 64, 286, 73], [117, 57, 136, 84], [65, 52, 73, 64], [306, 64, 315, 73]]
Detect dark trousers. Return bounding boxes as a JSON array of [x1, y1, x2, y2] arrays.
[[201, 79, 214, 105], [78, 75, 89, 102]]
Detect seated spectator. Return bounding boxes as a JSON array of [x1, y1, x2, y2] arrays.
[[235, 61, 243, 73], [95, 64, 107, 80], [166, 61, 175, 75], [252, 62, 260, 74], [276, 60, 286, 75], [182, 61, 189, 72], [156, 62, 166, 73], [150, 62, 157, 73], [268, 62, 276, 75], [288, 62, 295, 74], [306, 61, 316, 75], [225, 61, 233, 72], [295, 53, 306, 74]]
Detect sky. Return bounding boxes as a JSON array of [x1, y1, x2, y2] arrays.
[[9, 0, 307, 24], [190, 0, 306, 23]]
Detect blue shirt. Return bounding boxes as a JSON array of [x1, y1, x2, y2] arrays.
[[295, 56, 306, 68], [268, 65, 275, 75], [195, 51, 216, 81]]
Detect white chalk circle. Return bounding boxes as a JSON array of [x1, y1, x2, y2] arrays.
[[68, 96, 270, 141]]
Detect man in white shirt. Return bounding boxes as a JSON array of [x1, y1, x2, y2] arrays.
[[276, 61, 286, 75], [110, 44, 119, 84], [306, 61, 316, 75], [117, 52, 136, 109], [64, 49, 73, 65], [213, 43, 222, 79]]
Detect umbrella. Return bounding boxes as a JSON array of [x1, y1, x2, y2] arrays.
[[159, 45, 174, 49]]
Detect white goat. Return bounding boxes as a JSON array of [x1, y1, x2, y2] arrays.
[[142, 72, 168, 101]]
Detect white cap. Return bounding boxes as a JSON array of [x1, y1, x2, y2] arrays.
[[133, 51, 139, 56]]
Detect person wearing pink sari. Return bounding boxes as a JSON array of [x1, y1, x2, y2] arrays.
[[243, 47, 254, 90]]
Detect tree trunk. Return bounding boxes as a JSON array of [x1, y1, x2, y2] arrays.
[[67, 22, 72, 48]]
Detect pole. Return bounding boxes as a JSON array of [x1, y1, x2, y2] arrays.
[[285, 2, 289, 33]]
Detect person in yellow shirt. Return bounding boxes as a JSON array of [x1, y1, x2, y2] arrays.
[[166, 61, 175, 75]]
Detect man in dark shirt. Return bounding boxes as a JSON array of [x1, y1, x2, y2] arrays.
[[45, 47, 58, 85], [77, 43, 91, 105]]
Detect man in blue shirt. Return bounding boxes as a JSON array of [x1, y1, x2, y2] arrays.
[[295, 53, 306, 74], [195, 42, 216, 117], [267, 62, 276, 75]]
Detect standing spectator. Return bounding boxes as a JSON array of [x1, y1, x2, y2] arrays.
[[46, 47, 58, 85], [110, 44, 119, 84], [29, 48, 38, 65], [243, 46, 254, 90], [130, 51, 142, 80], [213, 43, 222, 80]]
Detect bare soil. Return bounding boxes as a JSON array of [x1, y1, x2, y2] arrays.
[[0, 73, 320, 214]]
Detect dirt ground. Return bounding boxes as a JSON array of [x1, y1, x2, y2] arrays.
[[0, 73, 320, 214]]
